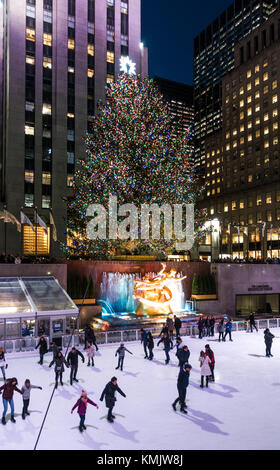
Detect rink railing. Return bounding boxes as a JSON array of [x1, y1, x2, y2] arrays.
[[1, 317, 280, 354]]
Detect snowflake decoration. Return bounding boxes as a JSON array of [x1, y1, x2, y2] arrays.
[[120, 57, 136, 75]]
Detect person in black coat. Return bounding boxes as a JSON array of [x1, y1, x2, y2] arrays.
[[35, 337, 48, 365], [159, 324, 169, 337], [100, 377, 126, 423], [146, 332, 154, 360], [176, 345, 190, 369], [209, 316, 215, 337], [172, 363, 192, 413], [67, 347, 85, 385], [264, 328, 275, 357], [157, 333, 173, 364], [174, 315, 182, 337], [248, 312, 258, 332], [84, 324, 99, 351], [49, 351, 69, 388], [140, 328, 148, 358]]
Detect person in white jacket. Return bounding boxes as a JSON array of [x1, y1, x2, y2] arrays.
[[0, 348, 7, 380], [86, 342, 95, 367], [199, 351, 211, 388]]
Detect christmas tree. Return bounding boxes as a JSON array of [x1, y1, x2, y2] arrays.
[[66, 74, 206, 259]]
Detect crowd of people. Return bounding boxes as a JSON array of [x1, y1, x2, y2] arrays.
[[213, 257, 280, 264], [0, 315, 276, 434]]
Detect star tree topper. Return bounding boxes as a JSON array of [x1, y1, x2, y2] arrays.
[[120, 56, 136, 75]]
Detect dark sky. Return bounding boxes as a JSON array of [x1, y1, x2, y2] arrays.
[[141, 0, 234, 85]]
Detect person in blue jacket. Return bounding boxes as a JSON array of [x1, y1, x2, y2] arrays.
[[224, 318, 233, 341], [172, 363, 192, 413]]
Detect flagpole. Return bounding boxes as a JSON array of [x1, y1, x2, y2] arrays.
[[3, 204, 7, 255], [35, 207, 38, 259]]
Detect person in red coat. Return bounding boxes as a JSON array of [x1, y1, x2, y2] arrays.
[[205, 344, 215, 381], [71, 390, 99, 432], [0, 377, 23, 425]]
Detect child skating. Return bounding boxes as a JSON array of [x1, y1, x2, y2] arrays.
[[115, 343, 133, 371], [21, 379, 42, 420], [86, 342, 95, 367], [71, 389, 99, 433]]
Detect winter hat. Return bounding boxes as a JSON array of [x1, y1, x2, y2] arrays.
[[81, 390, 87, 397], [184, 363, 192, 370]]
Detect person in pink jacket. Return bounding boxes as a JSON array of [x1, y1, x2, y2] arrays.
[[86, 342, 95, 367], [71, 390, 99, 432], [199, 351, 211, 388]]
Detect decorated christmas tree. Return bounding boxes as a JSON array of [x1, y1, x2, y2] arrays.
[[66, 73, 206, 259]]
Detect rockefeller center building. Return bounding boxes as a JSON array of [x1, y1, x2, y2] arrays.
[[194, 0, 279, 171], [200, 7, 280, 261], [0, 0, 148, 257]]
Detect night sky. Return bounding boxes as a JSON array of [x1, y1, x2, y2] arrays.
[[141, 0, 234, 85]]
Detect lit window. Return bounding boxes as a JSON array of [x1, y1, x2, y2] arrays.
[[240, 137, 244, 145], [255, 90, 260, 99], [42, 196, 51, 209], [24, 194, 34, 208], [256, 129, 260, 138], [255, 117, 260, 125], [263, 72, 269, 81], [88, 44, 95, 56], [247, 107, 252, 116], [232, 201, 237, 211], [272, 94, 278, 104], [273, 122, 278, 131], [107, 51, 115, 63], [266, 193, 272, 204], [43, 33, 52, 46], [240, 112, 244, 120], [67, 175, 74, 187], [273, 109, 278, 117], [226, 144, 230, 151], [68, 39, 75, 50], [247, 96, 252, 104], [240, 124, 244, 132], [107, 74, 114, 83], [255, 104, 260, 112], [240, 200, 245, 209], [264, 113, 269, 121], [264, 85, 269, 94], [26, 28, 35, 42], [239, 87, 244, 95], [26, 101, 35, 112], [233, 140, 237, 148], [273, 137, 278, 145], [264, 127, 269, 135], [23, 225, 50, 255], [42, 172, 51, 185], [25, 171, 34, 184], [68, 66, 75, 73], [26, 57, 35, 65], [248, 134, 252, 142], [43, 57, 52, 69], [88, 68, 94, 78], [248, 121, 252, 129], [263, 60, 268, 68], [255, 77, 260, 86], [25, 125, 34, 135], [257, 195, 262, 206], [272, 80, 277, 90], [247, 82, 252, 91], [42, 103, 52, 115], [248, 174, 253, 183], [226, 131, 230, 140], [247, 70, 251, 78], [233, 128, 237, 136], [67, 113, 75, 118], [240, 100, 244, 107], [264, 140, 269, 148], [224, 203, 228, 213], [225, 96, 230, 104], [255, 65, 260, 73], [44, 10, 52, 23]]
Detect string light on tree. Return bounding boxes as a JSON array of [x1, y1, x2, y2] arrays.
[[66, 74, 206, 259]]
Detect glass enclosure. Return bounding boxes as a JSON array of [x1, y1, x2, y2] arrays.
[[0, 278, 33, 314], [22, 277, 77, 313]]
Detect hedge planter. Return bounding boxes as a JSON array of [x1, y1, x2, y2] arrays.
[[191, 294, 217, 300]]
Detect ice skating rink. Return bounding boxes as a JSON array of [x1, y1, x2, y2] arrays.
[[0, 328, 280, 450]]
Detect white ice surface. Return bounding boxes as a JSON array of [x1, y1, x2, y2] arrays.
[[0, 329, 279, 450]]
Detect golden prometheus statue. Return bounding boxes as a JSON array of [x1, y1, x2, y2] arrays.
[[133, 263, 186, 316]]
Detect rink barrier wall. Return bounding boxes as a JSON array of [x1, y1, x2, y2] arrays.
[[0, 318, 280, 354]]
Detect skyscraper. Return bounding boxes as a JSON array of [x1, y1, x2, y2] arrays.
[[193, 0, 278, 170], [0, 0, 147, 257]]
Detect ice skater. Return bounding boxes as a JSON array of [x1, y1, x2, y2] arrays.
[[174, 315, 182, 338], [157, 332, 173, 364], [264, 328, 275, 357], [0, 377, 23, 424], [115, 343, 133, 371], [146, 332, 154, 360], [205, 344, 215, 381], [67, 347, 85, 385], [166, 316, 174, 339], [100, 376, 126, 423], [249, 312, 258, 332], [49, 351, 69, 388], [86, 342, 95, 366], [21, 379, 42, 420], [199, 351, 211, 388], [71, 389, 99, 432], [35, 336, 48, 365], [0, 347, 8, 380], [176, 345, 190, 369], [218, 319, 225, 342], [210, 316, 215, 337], [198, 316, 204, 339], [172, 363, 192, 413], [140, 328, 148, 358], [224, 318, 233, 341], [49, 341, 60, 360]]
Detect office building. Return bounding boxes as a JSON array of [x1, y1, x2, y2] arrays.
[[0, 0, 147, 257]]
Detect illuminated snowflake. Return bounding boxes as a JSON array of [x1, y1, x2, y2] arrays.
[[120, 57, 136, 75]]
